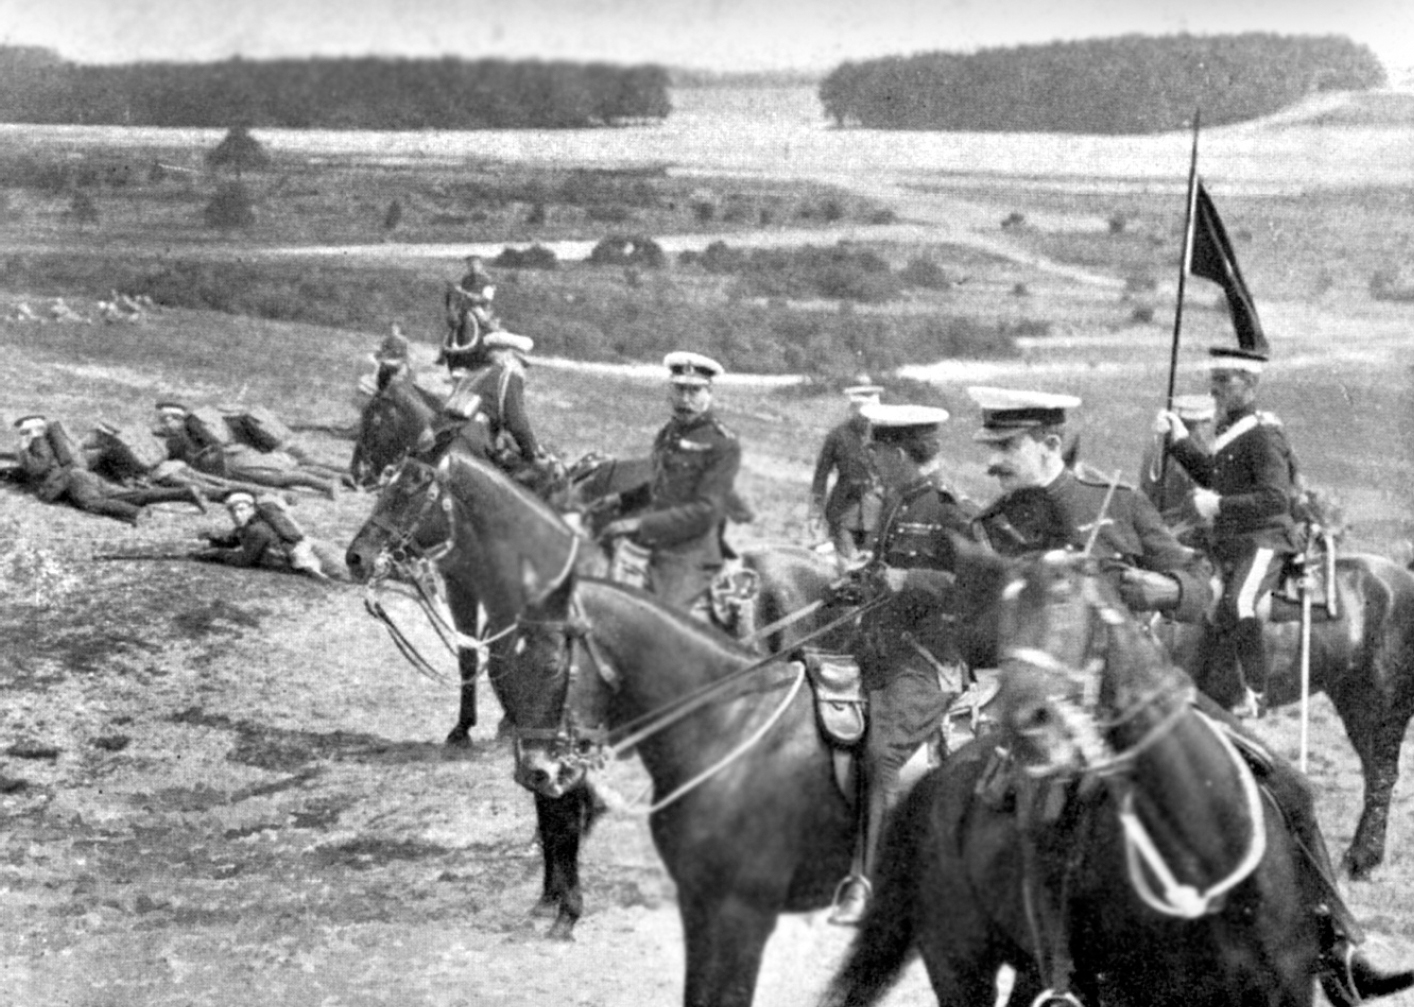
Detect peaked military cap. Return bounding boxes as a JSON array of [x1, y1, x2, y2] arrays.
[[1171, 393, 1216, 422], [860, 402, 950, 441], [843, 374, 885, 402], [155, 400, 190, 418], [484, 331, 534, 354], [13, 414, 48, 434], [1208, 346, 1267, 373], [225, 490, 256, 510], [968, 387, 1081, 442], [664, 351, 724, 387]]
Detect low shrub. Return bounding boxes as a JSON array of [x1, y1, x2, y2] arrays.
[[587, 234, 666, 268], [899, 257, 951, 290], [494, 245, 559, 270]]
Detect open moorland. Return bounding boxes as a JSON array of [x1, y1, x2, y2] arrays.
[[3, 87, 1414, 1006]]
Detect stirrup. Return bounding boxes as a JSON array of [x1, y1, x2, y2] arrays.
[[827, 875, 872, 926]]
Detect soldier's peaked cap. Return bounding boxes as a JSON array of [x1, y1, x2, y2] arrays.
[[1208, 346, 1267, 373], [154, 400, 190, 416], [860, 402, 950, 438], [843, 374, 885, 401], [664, 351, 724, 386], [1172, 393, 1217, 422], [13, 413, 47, 432], [968, 387, 1081, 442], [225, 490, 256, 509]]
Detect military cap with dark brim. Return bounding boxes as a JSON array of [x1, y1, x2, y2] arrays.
[[1208, 346, 1267, 373], [225, 490, 257, 509], [664, 351, 724, 387], [155, 400, 190, 417], [13, 413, 47, 430], [968, 386, 1081, 442]]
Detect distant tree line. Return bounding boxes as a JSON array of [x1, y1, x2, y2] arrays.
[[819, 33, 1386, 133], [0, 47, 671, 129]]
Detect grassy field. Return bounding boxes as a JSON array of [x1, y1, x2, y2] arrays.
[[3, 122, 1414, 1004]]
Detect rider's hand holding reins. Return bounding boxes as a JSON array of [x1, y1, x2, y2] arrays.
[[599, 516, 642, 542]]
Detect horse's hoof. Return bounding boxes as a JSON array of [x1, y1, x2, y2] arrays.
[[444, 728, 473, 748], [1343, 846, 1381, 881], [529, 899, 559, 919], [546, 919, 576, 942]]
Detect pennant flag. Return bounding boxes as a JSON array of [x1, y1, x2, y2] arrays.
[[1189, 181, 1267, 355]]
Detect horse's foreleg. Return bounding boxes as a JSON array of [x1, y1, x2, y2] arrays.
[[1337, 696, 1408, 878], [679, 896, 776, 1007], [530, 788, 591, 940], [445, 647, 478, 746]]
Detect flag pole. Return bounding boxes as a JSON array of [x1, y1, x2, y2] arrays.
[[1158, 109, 1202, 513]]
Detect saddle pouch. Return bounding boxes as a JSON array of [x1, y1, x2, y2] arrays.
[[609, 538, 652, 590], [803, 649, 866, 746], [710, 561, 761, 636], [1270, 532, 1337, 622]]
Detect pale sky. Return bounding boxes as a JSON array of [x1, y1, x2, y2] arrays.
[[2, 0, 1411, 75]]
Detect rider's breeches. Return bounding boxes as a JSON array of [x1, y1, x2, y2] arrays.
[[1218, 547, 1284, 694]]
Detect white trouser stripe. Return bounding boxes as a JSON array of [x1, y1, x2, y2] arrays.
[[1235, 548, 1277, 619]]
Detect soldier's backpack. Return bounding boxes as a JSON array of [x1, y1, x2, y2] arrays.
[[94, 422, 166, 479], [44, 418, 81, 468], [185, 406, 234, 451], [227, 406, 294, 452]]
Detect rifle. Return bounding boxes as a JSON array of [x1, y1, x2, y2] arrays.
[[92, 549, 200, 562]]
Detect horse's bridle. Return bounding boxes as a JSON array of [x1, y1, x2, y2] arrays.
[[512, 597, 617, 772], [1004, 563, 1193, 780], [367, 460, 458, 570]]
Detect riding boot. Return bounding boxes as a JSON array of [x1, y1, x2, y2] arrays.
[[828, 778, 894, 926], [1231, 617, 1270, 719]]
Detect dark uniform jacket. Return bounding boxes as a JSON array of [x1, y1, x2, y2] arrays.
[[200, 504, 303, 569], [811, 416, 876, 527], [621, 409, 741, 567], [441, 357, 539, 463], [1168, 406, 1298, 558], [976, 466, 1211, 622], [863, 470, 979, 690]]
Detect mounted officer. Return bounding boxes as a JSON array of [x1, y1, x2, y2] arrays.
[[1139, 392, 1215, 542], [428, 330, 545, 483], [440, 255, 500, 369], [1154, 346, 1301, 720], [970, 386, 1211, 621], [976, 383, 1403, 1006], [599, 352, 740, 612], [810, 378, 884, 566], [828, 402, 979, 926]]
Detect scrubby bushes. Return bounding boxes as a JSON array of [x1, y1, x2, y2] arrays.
[[587, 235, 666, 268], [494, 245, 559, 270], [204, 182, 256, 229]]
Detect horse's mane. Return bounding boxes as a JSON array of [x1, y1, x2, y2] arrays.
[[444, 451, 575, 538], [582, 575, 759, 665]]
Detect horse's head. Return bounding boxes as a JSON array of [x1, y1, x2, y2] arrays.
[[345, 457, 455, 583], [351, 380, 438, 489], [995, 551, 1192, 778], [505, 563, 613, 798]]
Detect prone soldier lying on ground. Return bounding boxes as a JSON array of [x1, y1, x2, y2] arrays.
[[153, 401, 340, 500], [192, 491, 347, 582], [12, 414, 207, 525]]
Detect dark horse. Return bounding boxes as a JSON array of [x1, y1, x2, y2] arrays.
[[824, 550, 1370, 1007], [1162, 552, 1414, 878], [504, 566, 878, 1007], [344, 453, 846, 941], [349, 377, 443, 488]]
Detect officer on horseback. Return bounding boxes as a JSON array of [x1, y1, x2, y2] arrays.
[[1155, 346, 1301, 720], [439, 256, 499, 370], [979, 384, 1405, 1006], [970, 386, 1212, 620], [599, 352, 740, 612], [829, 402, 979, 926], [810, 378, 885, 566], [429, 330, 545, 481]]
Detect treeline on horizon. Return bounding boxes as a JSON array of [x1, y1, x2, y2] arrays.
[[0, 47, 671, 129], [819, 33, 1386, 133]]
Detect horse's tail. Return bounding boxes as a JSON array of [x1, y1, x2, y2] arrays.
[[820, 796, 922, 1007]]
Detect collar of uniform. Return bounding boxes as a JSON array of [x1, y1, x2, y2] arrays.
[[1217, 403, 1256, 434], [669, 410, 715, 433]]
